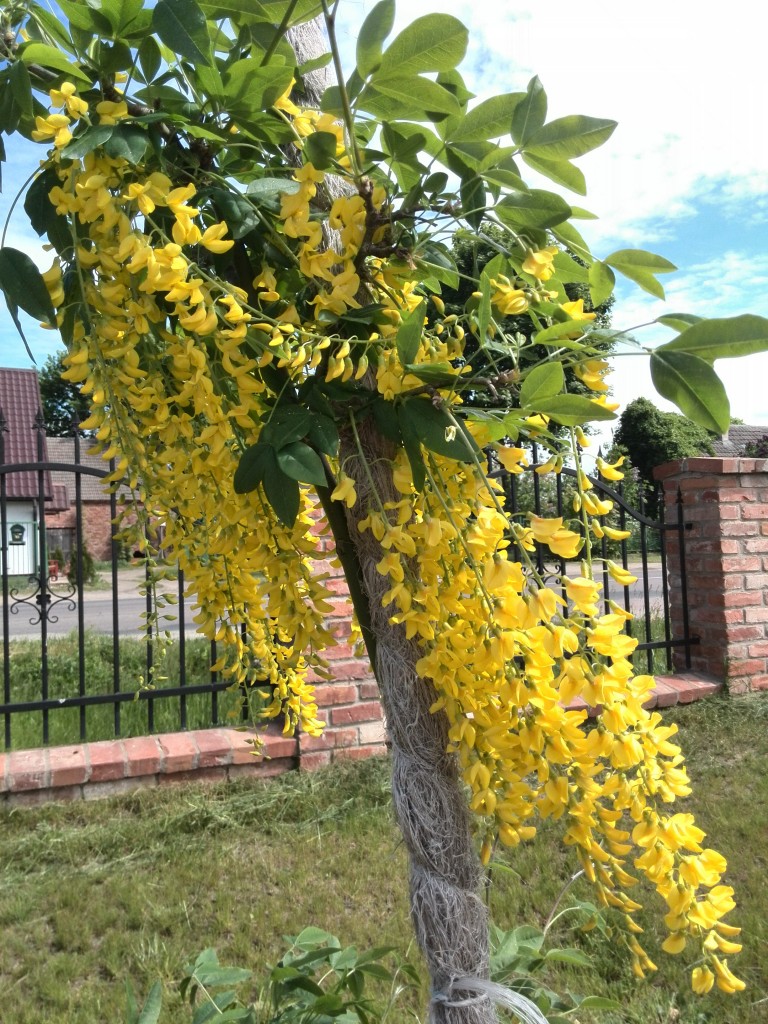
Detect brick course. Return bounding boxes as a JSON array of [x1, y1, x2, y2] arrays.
[[0, 675, 721, 806]]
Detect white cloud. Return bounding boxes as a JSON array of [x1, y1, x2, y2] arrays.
[[340, 0, 768, 244]]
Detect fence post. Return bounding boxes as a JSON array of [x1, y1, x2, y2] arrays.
[[655, 456, 768, 692]]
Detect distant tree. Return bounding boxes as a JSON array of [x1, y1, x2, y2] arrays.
[[39, 351, 90, 436], [613, 397, 714, 496]]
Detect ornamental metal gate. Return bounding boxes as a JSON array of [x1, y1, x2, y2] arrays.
[[1, 411, 240, 751]]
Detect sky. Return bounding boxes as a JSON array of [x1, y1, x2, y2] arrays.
[[2, 0, 768, 445]]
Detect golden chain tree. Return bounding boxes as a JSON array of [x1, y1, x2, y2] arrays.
[[1, 0, 764, 1018]]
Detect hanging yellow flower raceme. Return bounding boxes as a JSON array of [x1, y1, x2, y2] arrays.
[[27, 77, 742, 996]]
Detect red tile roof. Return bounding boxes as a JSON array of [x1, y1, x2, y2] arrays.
[[0, 367, 52, 500]]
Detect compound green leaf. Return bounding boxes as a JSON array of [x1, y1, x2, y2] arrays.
[[650, 349, 730, 433], [303, 130, 338, 170], [400, 399, 479, 462], [373, 76, 461, 117]]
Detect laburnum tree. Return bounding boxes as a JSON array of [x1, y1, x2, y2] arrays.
[[1, 1, 766, 1019]]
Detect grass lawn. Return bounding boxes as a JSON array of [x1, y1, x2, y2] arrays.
[[4, 632, 243, 750], [1, 693, 767, 1024]]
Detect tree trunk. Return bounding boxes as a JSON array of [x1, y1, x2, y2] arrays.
[[338, 419, 495, 1024], [287, 20, 495, 1019]]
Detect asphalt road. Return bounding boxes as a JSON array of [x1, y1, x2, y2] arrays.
[[2, 565, 667, 640]]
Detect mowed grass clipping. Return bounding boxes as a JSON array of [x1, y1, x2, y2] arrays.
[[1, 694, 767, 1024]]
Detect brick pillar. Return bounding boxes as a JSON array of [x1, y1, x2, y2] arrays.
[[655, 457, 768, 692], [298, 507, 386, 769]]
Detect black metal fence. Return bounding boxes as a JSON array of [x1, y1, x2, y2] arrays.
[[1, 411, 240, 751], [1, 416, 696, 751], [490, 443, 697, 675]]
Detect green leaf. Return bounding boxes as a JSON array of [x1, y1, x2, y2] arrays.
[[577, 996, 622, 1011], [125, 981, 139, 1024], [476, 272, 492, 341], [137, 981, 163, 1024], [496, 189, 571, 230], [403, 362, 460, 388], [260, 406, 312, 449], [588, 260, 615, 307], [460, 175, 485, 230], [19, 42, 92, 84], [373, 76, 461, 116], [276, 442, 326, 486], [550, 220, 593, 264], [9, 61, 33, 117], [534, 395, 617, 426], [104, 124, 148, 164], [396, 299, 426, 366], [650, 349, 730, 433], [521, 152, 585, 195], [233, 442, 274, 494], [525, 115, 617, 160], [520, 363, 564, 406], [551, 251, 589, 284], [0, 247, 55, 326], [152, 0, 213, 66], [400, 399, 479, 462], [263, 465, 299, 524], [307, 414, 338, 458], [658, 314, 768, 362], [60, 124, 114, 160], [544, 947, 591, 967], [302, 131, 338, 170], [449, 93, 524, 143], [511, 75, 547, 144], [377, 15, 468, 78], [356, 0, 395, 77], [246, 177, 300, 202], [656, 312, 703, 331], [397, 404, 427, 491], [604, 248, 676, 300], [532, 320, 590, 346]]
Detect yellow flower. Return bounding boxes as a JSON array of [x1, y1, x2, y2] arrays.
[[691, 967, 715, 994], [496, 446, 529, 474], [490, 275, 527, 316], [200, 221, 235, 254], [522, 246, 558, 281], [49, 81, 88, 118], [31, 113, 72, 148], [606, 561, 638, 586], [596, 454, 625, 481], [331, 474, 357, 508], [561, 299, 596, 323]]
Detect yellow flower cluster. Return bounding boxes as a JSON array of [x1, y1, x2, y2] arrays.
[[31, 81, 741, 992]]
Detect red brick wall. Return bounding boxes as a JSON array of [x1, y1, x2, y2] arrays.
[[656, 457, 768, 692], [301, 510, 386, 766], [46, 501, 116, 561]]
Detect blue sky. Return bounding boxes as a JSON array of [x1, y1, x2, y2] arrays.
[[2, 0, 767, 440]]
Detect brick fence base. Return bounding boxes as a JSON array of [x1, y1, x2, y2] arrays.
[[0, 674, 720, 807]]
